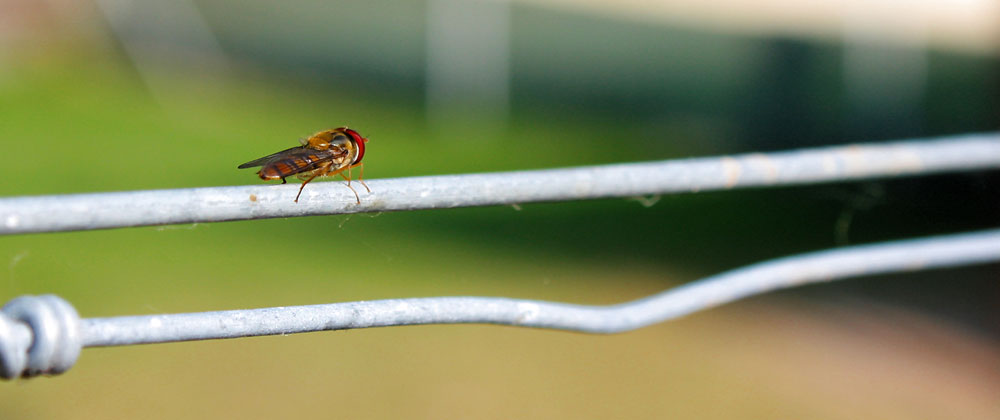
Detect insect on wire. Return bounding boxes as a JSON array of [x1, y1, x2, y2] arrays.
[[238, 127, 370, 203]]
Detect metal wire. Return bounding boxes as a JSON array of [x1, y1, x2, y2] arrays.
[[2, 228, 999, 378], [2, 132, 999, 235]]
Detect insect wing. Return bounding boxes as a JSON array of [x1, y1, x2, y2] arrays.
[[258, 147, 351, 179], [237, 146, 304, 169]]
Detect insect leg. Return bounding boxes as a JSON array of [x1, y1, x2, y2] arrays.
[[294, 172, 321, 203], [341, 163, 371, 193], [357, 163, 370, 193], [337, 172, 361, 204], [345, 183, 360, 204]]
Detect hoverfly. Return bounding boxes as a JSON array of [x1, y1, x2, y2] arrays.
[[238, 127, 369, 203]]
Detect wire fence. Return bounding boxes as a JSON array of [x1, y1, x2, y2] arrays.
[[1, 132, 999, 379]]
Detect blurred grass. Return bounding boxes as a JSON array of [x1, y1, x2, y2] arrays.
[[1, 50, 998, 419], [0, 48, 995, 308], [0, 52, 673, 196]]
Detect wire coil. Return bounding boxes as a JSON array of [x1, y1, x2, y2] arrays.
[[0, 295, 82, 379]]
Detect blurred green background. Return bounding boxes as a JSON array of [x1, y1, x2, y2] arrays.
[[1, 0, 999, 418]]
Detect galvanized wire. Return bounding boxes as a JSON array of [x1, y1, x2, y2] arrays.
[[2, 228, 999, 378], [2, 132, 999, 235]]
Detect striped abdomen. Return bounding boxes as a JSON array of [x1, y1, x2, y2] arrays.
[[258, 150, 338, 180]]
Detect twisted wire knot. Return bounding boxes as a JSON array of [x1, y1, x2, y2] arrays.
[[0, 295, 82, 379]]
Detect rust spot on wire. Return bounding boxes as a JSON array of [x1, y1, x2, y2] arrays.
[[721, 157, 742, 188]]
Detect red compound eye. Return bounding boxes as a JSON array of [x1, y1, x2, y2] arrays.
[[343, 128, 366, 165]]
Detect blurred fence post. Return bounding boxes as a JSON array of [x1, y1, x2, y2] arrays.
[[426, 0, 511, 130]]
